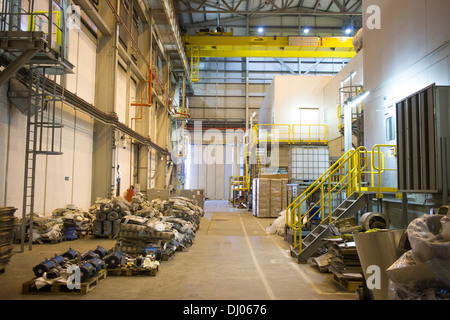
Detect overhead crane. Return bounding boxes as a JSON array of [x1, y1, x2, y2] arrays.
[[182, 33, 356, 81], [183, 34, 356, 59]]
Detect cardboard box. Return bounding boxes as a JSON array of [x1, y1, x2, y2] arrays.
[[257, 178, 271, 217], [180, 189, 205, 209], [281, 179, 288, 210], [147, 189, 171, 201], [270, 179, 282, 217], [252, 178, 258, 216]]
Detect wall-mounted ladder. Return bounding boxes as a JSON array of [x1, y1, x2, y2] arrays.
[[20, 65, 66, 251]]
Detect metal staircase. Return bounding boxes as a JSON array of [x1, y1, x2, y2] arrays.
[[285, 144, 399, 263], [291, 192, 369, 263]]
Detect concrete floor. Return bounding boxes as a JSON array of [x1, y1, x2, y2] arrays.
[[0, 200, 356, 300]]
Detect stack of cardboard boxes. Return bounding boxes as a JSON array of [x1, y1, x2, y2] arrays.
[[252, 174, 288, 218]]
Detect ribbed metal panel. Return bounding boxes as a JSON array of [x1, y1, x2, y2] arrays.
[[396, 84, 450, 194]]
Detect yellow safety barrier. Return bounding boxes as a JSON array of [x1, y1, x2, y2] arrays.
[[252, 124, 291, 144], [291, 124, 327, 144], [252, 123, 327, 147], [28, 11, 62, 49], [366, 144, 398, 198]]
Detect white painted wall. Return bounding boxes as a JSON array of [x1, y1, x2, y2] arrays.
[[116, 68, 128, 124], [65, 29, 97, 104], [186, 129, 244, 200], [259, 75, 332, 125], [362, 1, 450, 132], [323, 50, 364, 141], [362, 0, 450, 188]]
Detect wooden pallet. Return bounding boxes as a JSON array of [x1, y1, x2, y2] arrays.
[[106, 266, 158, 277], [162, 250, 175, 261], [93, 234, 116, 239], [332, 271, 363, 292], [22, 269, 107, 295], [35, 235, 66, 244], [76, 233, 93, 239]]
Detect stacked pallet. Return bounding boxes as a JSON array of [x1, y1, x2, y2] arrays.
[[311, 238, 363, 292], [328, 241, 363, 275], [252, 176, 288, 218], [0, 207, 17, 272]]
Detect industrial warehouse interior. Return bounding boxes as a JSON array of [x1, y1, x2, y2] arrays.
[[0, 0, 449, 307]]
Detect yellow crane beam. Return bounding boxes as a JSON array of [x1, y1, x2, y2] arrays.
[[183, 35, 356, 59]]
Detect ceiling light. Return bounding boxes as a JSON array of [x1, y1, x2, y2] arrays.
[[345, 27, 352, 35], [257, 27, 264, 33], [303, 27, 310, 34]]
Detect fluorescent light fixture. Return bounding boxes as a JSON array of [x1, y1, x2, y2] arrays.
[[303, 27, 310, 34], [257, 27, 264, 33], [252, 111, 256, 118]]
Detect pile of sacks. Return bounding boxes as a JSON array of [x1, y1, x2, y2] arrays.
[[30, 213, 64, 241], [386, 207, 450, 300], [159, 197, 204, 230], [14, 205, 94, 242], [130, 192, 161, 219], [17, 214, 63, 242], [52, 205, 95, 239]]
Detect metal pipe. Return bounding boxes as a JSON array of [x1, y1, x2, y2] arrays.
[[48, 0, 52, 52], [104, 0, 187, 117], [442, 137, 449, 205]]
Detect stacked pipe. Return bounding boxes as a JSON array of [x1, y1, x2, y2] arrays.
[[91, 197, 131, 237], [0, 207, 17, 272]]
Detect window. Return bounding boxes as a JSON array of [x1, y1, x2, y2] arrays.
[[386, 116, 395, 141]]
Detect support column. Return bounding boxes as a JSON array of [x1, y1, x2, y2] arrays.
[[91, 0, 118, 201]]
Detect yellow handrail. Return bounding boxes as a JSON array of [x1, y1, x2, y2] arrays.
[[371, 144, 397, 198], [28, 11, 62, 48], [251, 123, 328, 147], [291, 124, 327, 144], [253, 124, 291, 144]]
